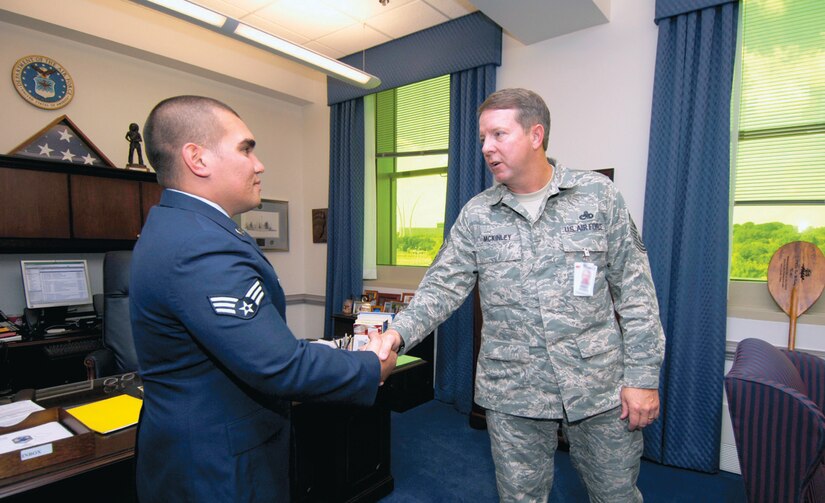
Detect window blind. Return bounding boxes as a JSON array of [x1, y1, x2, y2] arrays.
[[734, 0, 825, 203], [376, 75, 449, 157]]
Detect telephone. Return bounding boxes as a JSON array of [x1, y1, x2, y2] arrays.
[[0, 308, 20, 335]]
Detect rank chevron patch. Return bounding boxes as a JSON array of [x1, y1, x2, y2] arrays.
[[630, 219, 647, 253], [209, 279, 265, 319]]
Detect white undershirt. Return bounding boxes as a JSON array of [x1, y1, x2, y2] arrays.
[[512, 179, 552, 220]]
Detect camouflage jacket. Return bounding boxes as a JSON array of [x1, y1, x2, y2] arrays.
[[390, 164, 665, 421]]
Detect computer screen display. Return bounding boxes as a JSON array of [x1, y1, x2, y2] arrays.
[[21, 260, 93, 309]]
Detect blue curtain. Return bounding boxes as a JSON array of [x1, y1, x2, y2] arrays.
[[642, 0, 739, 472], [434, 64, 496, 414], [323, 99, 365, 339], [323, 12, 500, 412]]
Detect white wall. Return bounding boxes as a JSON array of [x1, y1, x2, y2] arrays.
[[496, 1, 657, 225], [0, 10, 329, 339]]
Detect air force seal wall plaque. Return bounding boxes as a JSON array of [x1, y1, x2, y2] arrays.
[[12, 55, 75, 110]]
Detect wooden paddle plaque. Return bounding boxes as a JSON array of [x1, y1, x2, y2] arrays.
[[767, 241, 825, 350]]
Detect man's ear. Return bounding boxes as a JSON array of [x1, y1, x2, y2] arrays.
[[181, 143, 210, 178], [530, 124, 544, 151]]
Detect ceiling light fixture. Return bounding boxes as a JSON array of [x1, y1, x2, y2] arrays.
[[133, 0, 381, 89]]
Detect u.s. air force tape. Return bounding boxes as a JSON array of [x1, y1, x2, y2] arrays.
[[209, 279, 265, 319]]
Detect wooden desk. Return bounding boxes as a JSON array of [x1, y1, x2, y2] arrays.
[[0, 361, 430, 501]]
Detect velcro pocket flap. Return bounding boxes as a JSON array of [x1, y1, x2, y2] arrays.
[[574, 330, 620, 358], [482, 338, 530, 363]]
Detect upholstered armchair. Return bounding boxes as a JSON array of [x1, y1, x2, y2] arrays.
[[725, 337, 825, 503], [84, 250, 139, 379]]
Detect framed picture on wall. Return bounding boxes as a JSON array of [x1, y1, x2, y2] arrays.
[[595, 168, 614, 181], [235, 199, 289, 251]]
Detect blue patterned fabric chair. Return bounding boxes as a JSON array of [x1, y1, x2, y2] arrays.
[[725, 337, 825, 503]]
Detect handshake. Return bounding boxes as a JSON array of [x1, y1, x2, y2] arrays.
[[360, 329, 404, 385]]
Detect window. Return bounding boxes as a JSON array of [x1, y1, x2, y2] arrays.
[[731, 0, 825, 281], [375, 75, 450, 266]]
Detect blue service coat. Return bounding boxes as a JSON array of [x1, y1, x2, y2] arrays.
[[130, 190, 380, 502]]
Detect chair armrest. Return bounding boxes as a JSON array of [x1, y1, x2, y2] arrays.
[[84, 348, 117, 380], [783, 349, 825, 413]]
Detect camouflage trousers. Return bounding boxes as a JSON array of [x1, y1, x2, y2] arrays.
[[487, 406, 643, 503]]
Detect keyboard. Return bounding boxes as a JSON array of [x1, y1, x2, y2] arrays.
[[42, 338, 103, 359]]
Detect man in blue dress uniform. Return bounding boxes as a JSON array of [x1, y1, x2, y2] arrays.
[[131, 95, 396, 502]]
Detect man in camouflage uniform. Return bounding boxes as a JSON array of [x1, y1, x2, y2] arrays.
[[378, 88, 665, 502]]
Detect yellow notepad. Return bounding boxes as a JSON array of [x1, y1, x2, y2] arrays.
[[66, 394, 142, 434]]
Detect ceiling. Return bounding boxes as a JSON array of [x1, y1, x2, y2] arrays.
[[186, 0, 610, 60]]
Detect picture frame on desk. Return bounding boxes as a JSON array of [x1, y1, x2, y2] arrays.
[[386, 301, 408, 314], [401, 292, 415, 303], [376, 293, 400, 307], [235, 199, 289, 251], [362, 290, 378, 303]]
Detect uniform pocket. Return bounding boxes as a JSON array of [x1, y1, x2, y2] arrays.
[[561, 232, 607, 256], [479, 337, 531, 382], [476, 226, 521, 263], [476, 226, 523, 306], [481, 338, 531, 363], [573, 329, 620, 359], [226, 408, 284, 456]]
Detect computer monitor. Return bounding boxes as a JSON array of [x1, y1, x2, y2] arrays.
[[21, 259, 93, 309]]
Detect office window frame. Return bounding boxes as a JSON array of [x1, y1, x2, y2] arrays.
[[728, 0, 825, 324], [374, 75, 450, 267]]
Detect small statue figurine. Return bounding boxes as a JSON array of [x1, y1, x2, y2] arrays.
[[125, 122, 145, 167]]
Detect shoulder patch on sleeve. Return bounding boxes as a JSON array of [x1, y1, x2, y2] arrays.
[[209, 279, 265, 319]]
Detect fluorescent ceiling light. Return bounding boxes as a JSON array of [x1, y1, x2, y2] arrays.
[[143, 0, 226, 27], [233, 23, 378, 87], [135, 0, 381, 89]]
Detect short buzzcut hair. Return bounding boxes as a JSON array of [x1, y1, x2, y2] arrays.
[[478, 88, 551, 151], [143, 96, 240, 187]]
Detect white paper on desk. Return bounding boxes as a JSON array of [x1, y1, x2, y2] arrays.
[[0, 400, 44, 427], [0, 421, 72, 455]]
